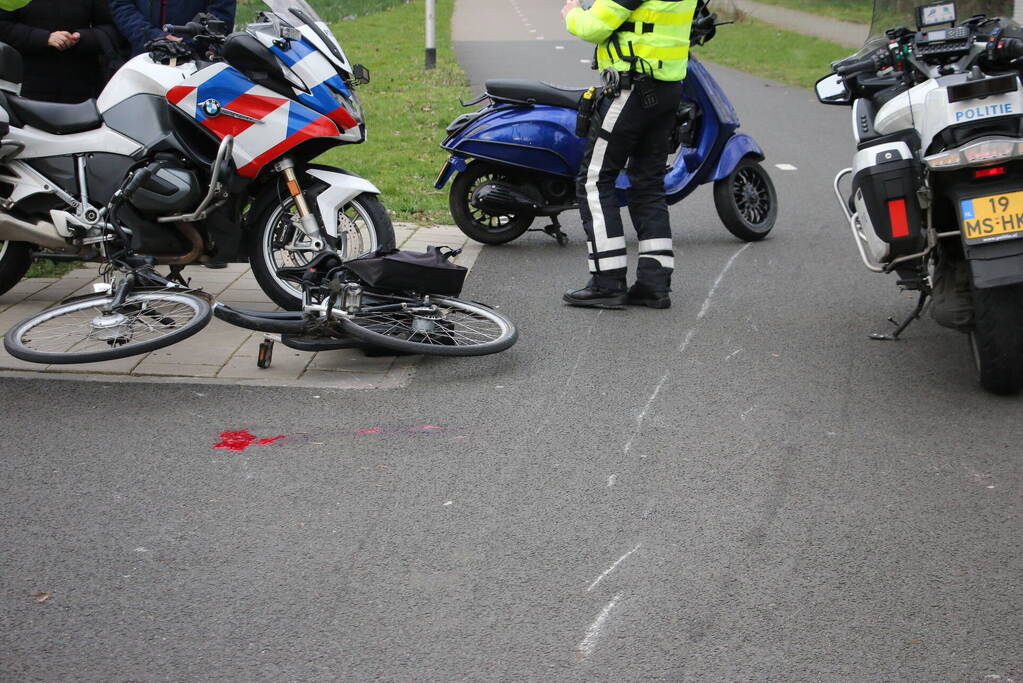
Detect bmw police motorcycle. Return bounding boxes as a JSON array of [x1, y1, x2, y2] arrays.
[[0, 0, 390, 310], [818, 0, 1023, 394]]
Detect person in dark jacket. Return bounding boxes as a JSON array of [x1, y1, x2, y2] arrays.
[[0, 0, 121, 103], [110, 0, 236, 57]]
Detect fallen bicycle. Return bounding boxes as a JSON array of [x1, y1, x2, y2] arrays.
[[2, 249, 518, 366]]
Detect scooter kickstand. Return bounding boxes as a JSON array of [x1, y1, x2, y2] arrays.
[[869, 292, 929, 341], [529, 218, 569, 246]]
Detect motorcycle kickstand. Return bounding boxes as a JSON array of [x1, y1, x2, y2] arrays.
[[529, 218, 569, 246], [869, 291, 930, 341]]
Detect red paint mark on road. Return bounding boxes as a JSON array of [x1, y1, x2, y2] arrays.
[[213, 430, 286, 452], [420, 425, 442, 430], [356, 428, 383, 435]]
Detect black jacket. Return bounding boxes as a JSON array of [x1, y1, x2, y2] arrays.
[[0, 0, 121, 103]]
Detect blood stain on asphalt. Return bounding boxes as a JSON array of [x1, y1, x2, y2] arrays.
[[213, 429, 286, 452]]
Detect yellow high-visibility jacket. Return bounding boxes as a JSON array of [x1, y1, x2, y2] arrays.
[[565, 0, 697, 81]]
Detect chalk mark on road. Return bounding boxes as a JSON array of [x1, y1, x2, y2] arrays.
[[623, 243, 752, 456], [587, 543, 642, 592], [578, 593, 622, 661], [535, 310, 604, 435]]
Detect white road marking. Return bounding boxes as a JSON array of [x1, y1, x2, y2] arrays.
[[775, 163, 798, 171], [587, 544, 641, 592], [535, 310, 603, 435], [580, 59, 590, 64], [443, 500, 453, 506], [556, 45, 565, 50], [578, 593, 622, 660], [623, 244, 752, 456], [725, 348, 743, 361], [607, 474, 616, 488]]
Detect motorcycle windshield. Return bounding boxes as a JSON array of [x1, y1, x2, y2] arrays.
[[855, 0, 1016, 54], [261, 0, 324, 25]]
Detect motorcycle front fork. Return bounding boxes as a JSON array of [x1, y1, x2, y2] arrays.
[[275, 158, 328, 252]]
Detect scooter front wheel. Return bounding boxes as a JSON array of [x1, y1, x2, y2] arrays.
[[449, 161, 534, 244], [713, 158, 777, 242]]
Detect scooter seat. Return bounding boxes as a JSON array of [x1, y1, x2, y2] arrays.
[[6, 95, 101, 135], [485, 80, 589, 109]]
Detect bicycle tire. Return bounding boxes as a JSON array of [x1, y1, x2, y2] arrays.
[[338, 295, 518, 357], [4, 290, 212, 364]]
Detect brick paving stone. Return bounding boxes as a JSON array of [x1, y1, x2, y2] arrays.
[[217, 347, 310, 380], [306, 348, 396, 373], [44, 354, 147, 375], [132, 360, 223, 377]]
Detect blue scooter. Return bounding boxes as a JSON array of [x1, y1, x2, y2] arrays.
[[435, 2, 777, 246]]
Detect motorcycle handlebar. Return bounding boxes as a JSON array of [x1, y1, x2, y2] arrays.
[[997, 36, 1023, 60], [162, 21, 203, 37], [835, 53, 881, 77]]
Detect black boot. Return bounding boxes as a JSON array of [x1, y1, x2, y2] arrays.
[[626, 282, 671, 309], [563, 282, 627, 308]]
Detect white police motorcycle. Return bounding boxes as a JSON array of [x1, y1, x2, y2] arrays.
[[818, 0, 1023, 394]]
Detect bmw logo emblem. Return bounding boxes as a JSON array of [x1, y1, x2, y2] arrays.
[[202, 98, 221, 117]]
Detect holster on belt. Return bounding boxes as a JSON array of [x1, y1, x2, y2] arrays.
[[575, 86, 599, 137]]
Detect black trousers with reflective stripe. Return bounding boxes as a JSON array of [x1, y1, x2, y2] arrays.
[[576, 78, 684, 291]]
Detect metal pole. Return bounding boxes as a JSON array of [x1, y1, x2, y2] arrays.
[[425, 0, 436, 70]]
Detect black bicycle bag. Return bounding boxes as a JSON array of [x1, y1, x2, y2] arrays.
[[344, 246, 467, 296]]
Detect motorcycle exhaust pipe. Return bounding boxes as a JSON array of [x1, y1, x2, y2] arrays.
[[153, 222, 204, 266], [0, 212, 75, 251]]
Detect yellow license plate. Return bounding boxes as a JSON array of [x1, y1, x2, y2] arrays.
[[960, 191, 1023, 244]]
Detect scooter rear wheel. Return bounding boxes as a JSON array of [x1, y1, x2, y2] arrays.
[[713, 158, 777, 242], [449, 161, 534, 244]]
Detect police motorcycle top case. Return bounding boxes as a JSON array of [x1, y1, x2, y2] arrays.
[[817, 0, 1023, 394], [0, 0, 390, 310]]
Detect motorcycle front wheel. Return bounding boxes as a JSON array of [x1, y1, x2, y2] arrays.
[[449, 161, 535, 244], [3, 289, 212, 364], [248, 191, 395, 310], [713, 158, 778, 242], [969, 283, 1023, 395], [0, 240, 31, 296]]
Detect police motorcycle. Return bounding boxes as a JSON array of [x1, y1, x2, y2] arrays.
[[435, 0, 777, 246], [0, 0, 391, 310], [818, 0, 1023, 394]]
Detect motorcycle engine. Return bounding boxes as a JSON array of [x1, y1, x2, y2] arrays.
[[129, 159, 202, 215]]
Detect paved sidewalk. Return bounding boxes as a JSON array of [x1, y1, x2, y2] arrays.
[[0, 223, 481, 389], [729, 0, 870, 49]]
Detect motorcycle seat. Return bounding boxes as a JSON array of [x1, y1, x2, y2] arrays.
[[6, 95, 101, 135], [485, 80, 589, 109]]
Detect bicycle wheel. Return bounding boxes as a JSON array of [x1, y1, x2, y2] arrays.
[[339, 295, 518, 357], [4, 290, 212, 364]]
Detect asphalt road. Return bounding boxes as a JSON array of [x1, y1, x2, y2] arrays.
[[2, 2, 1022, 680]]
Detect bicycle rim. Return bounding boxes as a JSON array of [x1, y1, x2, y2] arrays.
[[339, 296, 517, 357], [4, 290, 212, 364]]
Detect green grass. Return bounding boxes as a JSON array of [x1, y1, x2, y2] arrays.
[[26, 260, 80, 279], [316, 0, 472, 222], [740, 0, 872, 25], [696, 16, 851, 89]]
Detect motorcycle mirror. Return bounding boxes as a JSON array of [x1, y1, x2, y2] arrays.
[[815, 73, 851, 105]]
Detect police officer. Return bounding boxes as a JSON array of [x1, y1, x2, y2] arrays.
[[561, 0, 696, 309]]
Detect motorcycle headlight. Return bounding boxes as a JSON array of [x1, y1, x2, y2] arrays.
[[333, 88, 363, 124]]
